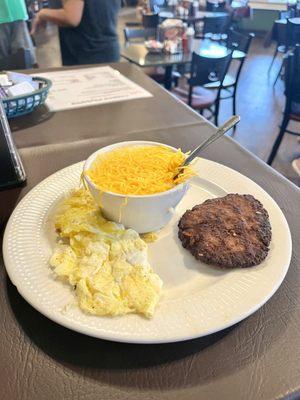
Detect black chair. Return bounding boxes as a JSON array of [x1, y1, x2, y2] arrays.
[[204, 30, 254, 121], [286, 17, 300, 47], [272, 17, 300, 85], [268, 11, 293, 77], [123, 27, 167, 84], [203, 15, 230, 36], [172, 50, 232, 125], [206, 0, 227, 12], [267, 45, 300, 165], [0, 48, 33, 70], [142, 13, 159, 40], [123, 27, 146, 42], [142, 13, 159, 28]]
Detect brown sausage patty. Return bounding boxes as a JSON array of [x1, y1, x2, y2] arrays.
[[178, 194, 272, 268]]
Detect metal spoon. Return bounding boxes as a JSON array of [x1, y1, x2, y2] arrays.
[[174, 115, 240, 180]]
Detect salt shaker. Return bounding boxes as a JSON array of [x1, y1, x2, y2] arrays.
[[186, 26, 195, 52]]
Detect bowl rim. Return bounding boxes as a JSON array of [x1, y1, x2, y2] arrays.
[[83, 140, 189, 199]]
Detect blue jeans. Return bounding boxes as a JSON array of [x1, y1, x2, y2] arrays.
[[0, 20, 36, 65]]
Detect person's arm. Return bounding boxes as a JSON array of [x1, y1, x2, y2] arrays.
[[31, 0, 84, 34]]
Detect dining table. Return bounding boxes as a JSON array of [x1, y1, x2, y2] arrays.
[[121, 39, 245, 89], [1, 61, 300, 400], [264, 16, 300, 47], [274, 16, 300, 26], [158, 9, 228, 25]]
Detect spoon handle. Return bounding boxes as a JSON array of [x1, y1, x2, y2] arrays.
[[183, 115, 240, 166]]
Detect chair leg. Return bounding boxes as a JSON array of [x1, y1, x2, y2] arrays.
[[268, 47, 278, 75], [173, 76, 179, 87], [267, 116, 289, 165], [231, 87, 238, 134], [164, 66, 173, 90], [214, 101, 220, 126], [273, 61, 283, 87]]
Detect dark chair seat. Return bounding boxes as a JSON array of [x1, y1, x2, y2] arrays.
[[290, 113, 300, 121], [172, 86, 217, 109]]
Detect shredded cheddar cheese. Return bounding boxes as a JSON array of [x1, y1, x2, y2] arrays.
[[86, 145, 195, 195]]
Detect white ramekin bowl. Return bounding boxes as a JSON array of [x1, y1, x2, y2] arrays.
[[83, 141, 189, 233]]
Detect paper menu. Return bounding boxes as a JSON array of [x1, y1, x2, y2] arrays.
[[34, 66, 153, 112]]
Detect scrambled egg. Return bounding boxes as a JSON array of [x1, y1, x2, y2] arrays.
[[50, 189, 163, 318]]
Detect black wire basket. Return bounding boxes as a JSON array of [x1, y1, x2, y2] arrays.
[[2, 76, 52, 118]]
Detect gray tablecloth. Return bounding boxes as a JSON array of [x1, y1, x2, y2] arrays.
[[1, 63, 300, 400]]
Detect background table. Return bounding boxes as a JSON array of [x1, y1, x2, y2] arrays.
[[1, 63, 300, 400], [121, 39, 237, 89], [265, 17, 300, 47], [159, 10, 228, 25]]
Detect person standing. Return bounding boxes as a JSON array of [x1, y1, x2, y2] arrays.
[[0, 0, 37, 66], [31, 0, 121, 66]]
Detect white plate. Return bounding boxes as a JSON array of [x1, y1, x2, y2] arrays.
[[3, 159, 292, 344]]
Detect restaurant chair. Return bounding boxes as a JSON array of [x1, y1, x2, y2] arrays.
[[206, 0, 227, 12], [267, 45, 300, 165], [272, 17, 300, 85], [123, 27, 166, 85], [142, 13, 159, 39], [0, 48, 33, 70], [201, 15, 231, 38], [204, 30, 254, 124], [123, 27, 147, 42], [230, 0, 251, 29], [267, 11, 293, 76], [286, 17, 300, 47], [142, 13, 159, 28], [171, 51, 232, 126], [124, 26, 157, 41]]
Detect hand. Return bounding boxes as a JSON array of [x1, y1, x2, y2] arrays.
[[30, 10, 47, 35]]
